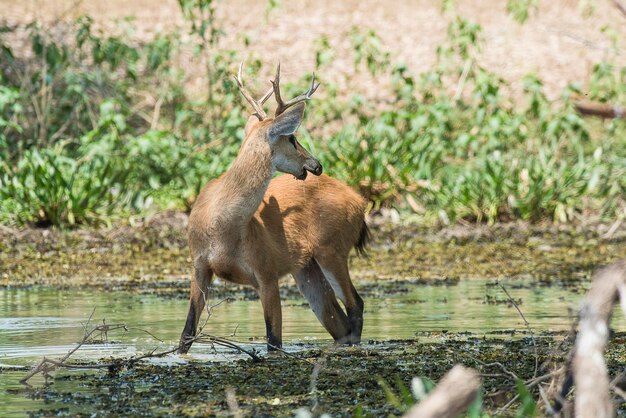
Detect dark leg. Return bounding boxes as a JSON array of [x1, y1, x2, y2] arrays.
[[178, 263, 213, 354], [258, 279, 282, 351], [294, 258, 351, 343], [316, 256, 364, 344]]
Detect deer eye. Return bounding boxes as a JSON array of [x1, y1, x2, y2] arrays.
[[288, 136, 297, 149]]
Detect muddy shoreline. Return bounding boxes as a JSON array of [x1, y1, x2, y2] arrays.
[[2, 215, 625, 296], [5, 333, 625, 417]]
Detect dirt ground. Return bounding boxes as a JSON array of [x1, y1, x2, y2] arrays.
[[1, 0, 625, 99], [2, 215, 626, 293]]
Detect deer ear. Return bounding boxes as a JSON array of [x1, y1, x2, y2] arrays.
[[268, 102, 305, 143]]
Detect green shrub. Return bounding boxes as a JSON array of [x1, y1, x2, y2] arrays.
[[0, 148, 128, 226], [0, 9, 624, 227]]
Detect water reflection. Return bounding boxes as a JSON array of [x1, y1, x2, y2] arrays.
[[3, 279, 626, 416], [1, 279, 621, 367]]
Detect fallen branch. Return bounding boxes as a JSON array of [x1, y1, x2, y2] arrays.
[[488, 368, 562, 415], [21, 301, 265, 385], [574, 101, 625, 119], [615, 0, 626, 18], [498, 282, 539, 378], [20, 325, 265, 385], [195, 334, 262, 362], [570, 260, 626, 418], [403, 365, 481, 418], [20, 322, 128, 384]]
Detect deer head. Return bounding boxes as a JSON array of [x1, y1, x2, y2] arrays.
[[235, 63, 322, 180]]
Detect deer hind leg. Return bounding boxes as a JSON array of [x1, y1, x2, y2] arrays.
[[316, 255, 364, 345], [178, 262, 213, 354], [257, 279, 283, 351], [294, 258, 351, 344]]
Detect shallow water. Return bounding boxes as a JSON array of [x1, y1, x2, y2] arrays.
[[1, 279, 625, 416]]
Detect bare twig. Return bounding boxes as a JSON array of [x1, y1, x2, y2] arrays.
[[602, 217, 623, 240], [486, 368, 561, 401], [574, 101, 625, 119], [453, 59, 472, 101], [615, 0, 626, 18], [195, 334, 262, 362], [498, 282, 539, 379], [150, 97, 163, 130], [539, 385, 556, 415], [81, 307, 97, 339], [127, 327, 165, 343], [475, 360, 519, 381], [308, 348, 334, 414], [20, 321, 254, 385], [20, 322, 128, 384], [488, 372, 556, 416], [21, 297, 247, 384], [611, 385, 626, 402], [265, 342, 315, 363]]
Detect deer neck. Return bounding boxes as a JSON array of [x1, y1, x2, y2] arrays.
[[215, 139, 273, 230]]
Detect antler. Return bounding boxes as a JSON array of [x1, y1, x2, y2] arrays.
[[271, 63, 320, 117], [233, 62, 274, 121]]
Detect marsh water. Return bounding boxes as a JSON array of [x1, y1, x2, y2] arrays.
[[2, 278, 626, 416]]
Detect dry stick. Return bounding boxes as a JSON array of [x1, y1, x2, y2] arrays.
[[603, 217, 624, 240], [611, 386, 626, 402], [570, 260, 626, 418], [539, 385, 556, 415], [81, 307, 97, 339], [551, 308, 580, 414], [574, 101, 625, 119], [615, 0, 626, 18], [127, 327, 165, 343], [498, 282, 539, 379], [496, 376, 554, 418], [309, 357, 326, 413], [265, 342, 316, 364], [474, 359, 519, 381], [308, 344, 341, 413], [20, 323, 128, 384], [403, 365, 481, 418], [20, 324, 261, 385], [150, 98, 163, 130], [21, 298, 262, 384], [195, 335, 262, 362], [610, 370, 626, 391], [453, 59, 472, 102], [486, 368, 562, 402], [185, 292, 264, 362], [191, 281, 310, 363]]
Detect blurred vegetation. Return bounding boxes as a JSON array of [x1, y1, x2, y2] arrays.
[[0, 0, 624, 227]]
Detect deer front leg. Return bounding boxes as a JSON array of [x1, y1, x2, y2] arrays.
[[178, 263, 213, 354], [258, 279, 282, 351]]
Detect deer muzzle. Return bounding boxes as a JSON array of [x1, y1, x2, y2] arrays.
[[304, 158, 323, 176]]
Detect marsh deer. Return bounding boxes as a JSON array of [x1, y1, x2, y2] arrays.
[[178, 64, 369, 354]]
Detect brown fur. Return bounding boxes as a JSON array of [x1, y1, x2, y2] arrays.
[[178, 97, 367, 354]]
